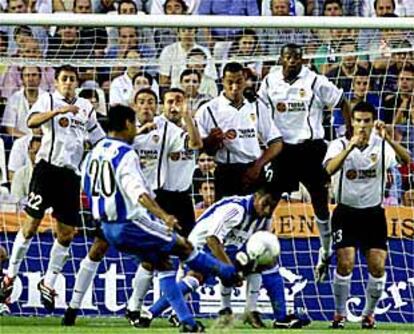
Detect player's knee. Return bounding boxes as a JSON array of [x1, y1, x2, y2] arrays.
[[88, 237, 109, 262], [141, 261, 154, 271], [337, 259, 354, 276], [22, 218, 41, 239], [368, 263, 385, 278], [174, 237, 194, 259], [56, 229, 75, 247]]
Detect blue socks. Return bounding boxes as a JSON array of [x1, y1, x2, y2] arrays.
[[150, 276, 199, 317], [185, 250, 236, 284], [158, 272, 196, 327], [262, 268, 287, 321]]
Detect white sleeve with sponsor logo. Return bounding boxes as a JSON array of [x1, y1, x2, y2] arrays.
[[315, 74, 344, 108], [323, 138, 347, 168], [257, 100, 282, 145]]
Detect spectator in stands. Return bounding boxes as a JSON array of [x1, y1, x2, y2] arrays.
[[402, 189, 414, 206], [198, 0, 259, 51], [0, 136, 6, 186], [7, 127, 42, 182], [1, 39, 54, 99], [312, 0, 363, 16], [221, 29, 263, 78], [153, 0, 188, 57], [261, 0, 305, 16], [192, 152, 215, 202], [159, 28, 216, 90], [194, 180, 215, 210], [10, 135, 41, 206], [186, 48, 218, 97], [151, 0, 200, 14], [1, 66, 43, 138], [47, 26, 93, 59], [73, 0, 108, 58], [132, 70, 160, 101], [180, 69, 212, 115], [0, 31, 8, 84]]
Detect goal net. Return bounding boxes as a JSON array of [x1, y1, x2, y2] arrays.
[[0, 14, 413, 323]]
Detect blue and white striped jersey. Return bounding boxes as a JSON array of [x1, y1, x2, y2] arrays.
[[188, 195, 271, 249], [81, 137, 153, 222]]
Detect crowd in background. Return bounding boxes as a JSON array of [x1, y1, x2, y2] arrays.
[[0, 0, 413, 210]]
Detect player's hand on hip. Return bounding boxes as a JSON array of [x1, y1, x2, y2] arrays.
[[58, 105, 79, 115]]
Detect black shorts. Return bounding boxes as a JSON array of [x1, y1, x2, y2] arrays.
[[25, 159, 81, 226], [267, 139, 329, 194], [155, 188, 195, 238], [331, 204, 388, 251]]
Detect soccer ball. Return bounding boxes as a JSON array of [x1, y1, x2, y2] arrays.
[[246, 231, 280, 267]]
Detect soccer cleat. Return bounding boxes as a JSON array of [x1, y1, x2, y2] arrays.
[[361, 315, 376, 329], [135, 308, 153, 328], [243, 310, 266, 328], [330, 314, 346, 329], [0, 275, 14, 303], [215, 307, 234, 328], [125, 309, 141, 327], [61, 307, 79, 326], [37, 279, 57, 312], [273, 314, 303, 329], [315, 248, 332, 283], [180, 320, 205, 333], [168, 313, 180, 327]]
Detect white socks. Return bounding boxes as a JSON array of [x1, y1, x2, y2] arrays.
[[127, 264, 154, 312], [220, 284, 232, 310], [69, 255, 100, 309], [245, 273, 262, 312], [333, 270, 352, 316], [44, 240, 70, 288], [7, 230, 32, 278], [363, 273, 387, 317], [316, 217, 332, 257]]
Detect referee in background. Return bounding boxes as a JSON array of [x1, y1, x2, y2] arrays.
[[195, 62, 283, 200]]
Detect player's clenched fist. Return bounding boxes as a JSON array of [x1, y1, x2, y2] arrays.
[[203, 127, 224, 155]]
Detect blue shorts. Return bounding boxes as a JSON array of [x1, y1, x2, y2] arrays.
[[102, 217, 177, 264]]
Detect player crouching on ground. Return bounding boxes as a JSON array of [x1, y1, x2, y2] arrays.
[[134, 187, 308, 329], [324, 101, 411, 329]]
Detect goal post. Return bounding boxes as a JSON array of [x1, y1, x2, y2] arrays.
[[0, 13, 413, 323]]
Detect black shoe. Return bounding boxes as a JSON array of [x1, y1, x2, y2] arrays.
[[216, 307, 234, 328], [0, 275, 14, 303], [330, 314, 346, 329], [135, 309, 152, 328], [61, 307, 79, 326], [37, 279, 57, 312], [361, 315, 376, 329], [168, 313, 180, 327], [180, 320, 205, 333], [125, 309, 140, 327], [243, 310, 266, 328], [273, 314, 303, 329]]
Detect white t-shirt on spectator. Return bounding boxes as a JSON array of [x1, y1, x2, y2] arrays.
[[8, 135, 31, 174], [0, 137, 7, 185], [1, 88, 44, 135]]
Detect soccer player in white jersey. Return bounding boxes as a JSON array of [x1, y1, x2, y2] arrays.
[[324, 101, 410, 329], [258, 43, 352, 282], [81, 105, 243, 332], [195, 61, 283, 200], [0, 65, 105, 311]]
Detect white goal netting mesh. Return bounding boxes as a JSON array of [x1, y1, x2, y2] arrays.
[[0, 16, 413, 323]]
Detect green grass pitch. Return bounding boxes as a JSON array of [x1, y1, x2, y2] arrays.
[[1, 316, 413, 334]]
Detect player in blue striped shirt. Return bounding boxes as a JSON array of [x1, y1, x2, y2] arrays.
[[81, 105, 243, 332]]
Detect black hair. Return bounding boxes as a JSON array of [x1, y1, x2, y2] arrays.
[[132, 71, 153, 86], [133, 87, 158, 104], [107, 105, 136, 132], [29, 135, 42, 148], [323, 0, 343, 13], [354, 67, 370, 77], [400, 63, 414, 74], [229, 28, 259, 56], [79, 88, 99, 102], [13, 25, 33, 40], [20, 65, 42, 80], [117, 0, 137, 14], [187, 47, 207, 59], [222, 62, 244, 77], [163, 0, 188, 13], [374, 0, 395, 11], [180, 68, 201, 82], [280, 43, 303, 56], [162, 87, 185, 101], [54, 64, 79, 81], [381, 12, 398, 17], [352, 101, 377, 119]]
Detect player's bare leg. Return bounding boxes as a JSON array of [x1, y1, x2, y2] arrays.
[[361, 248, 387, 329], [39, 220, 76, 312], [62, 236, 109, 326], [331, 247, 355, 329], [0, 216, 41, 303]]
